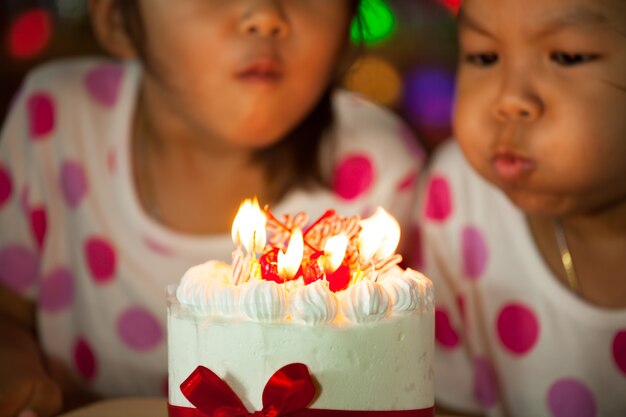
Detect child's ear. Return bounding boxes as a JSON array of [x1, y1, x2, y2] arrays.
[[88, 0, 136, 59]]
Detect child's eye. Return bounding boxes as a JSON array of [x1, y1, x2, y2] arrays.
[[464, 53, 499, 67], [550, 52, 599, 66]]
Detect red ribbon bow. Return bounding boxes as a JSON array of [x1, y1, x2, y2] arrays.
[[180, 363, 316, 417]]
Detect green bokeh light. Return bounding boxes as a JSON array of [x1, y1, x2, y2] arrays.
[[351, 0, 397, 45]]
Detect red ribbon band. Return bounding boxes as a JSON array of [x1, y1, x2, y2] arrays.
[[168, 404, 435, 417], [170, 363, 434, 417]]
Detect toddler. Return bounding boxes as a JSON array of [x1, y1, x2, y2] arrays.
[[420, 0, 626, 415], [0, 1, 424, 415]]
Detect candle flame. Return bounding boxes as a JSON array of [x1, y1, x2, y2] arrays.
[[358, 207, 400, 262], [231, 198, 267, 254], [324, 234, 348, 273], [277, 228, 304, 279]]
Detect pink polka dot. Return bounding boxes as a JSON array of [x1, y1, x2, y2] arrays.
[[547, 379, 597, 417], [85, 237, 117, 283], [435, 307, 460, 349], [473, 357, 498, 408], [143, 237, 175, 256], [27, 93, 55, 138], [0, 245, 39, 292], [60, 160, 88, 208], [461, 226, 489, 280], [397, 170, 418, 192], [612, 330, 626, 375], [40, 267, 74, 312], [424, 175, 452, 222], [30, 206, 47, 250], [0, 164, 12, 207], [333, 154, 374, 200], [74, 337, 97, 382], [117, 306, 163, 351], [84, 64, 124, 107], [497, 303, 539, 355]]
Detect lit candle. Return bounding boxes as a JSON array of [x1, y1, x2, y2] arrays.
[[277, 228, 304, 280], [324, 233, 349, 273], [323, 233, 351, 292], [231, 198, 267, 284], [231, 198, 267, 256], [358, 207, 400, 264]]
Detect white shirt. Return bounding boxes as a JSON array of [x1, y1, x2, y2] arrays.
[[0, 58, 424, 397], [419, 141, 626, 417]]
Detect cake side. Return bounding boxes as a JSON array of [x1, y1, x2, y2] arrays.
[[168, 296, 434, 411]]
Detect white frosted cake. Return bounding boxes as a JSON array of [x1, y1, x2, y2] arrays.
[[167, 200, 434, 416]]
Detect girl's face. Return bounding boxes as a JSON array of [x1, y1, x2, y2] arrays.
[[135, 0, 352, 149], [454, 0, 626, 216]]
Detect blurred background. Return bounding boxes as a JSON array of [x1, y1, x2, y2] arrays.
[[0, 0, 459, 152]]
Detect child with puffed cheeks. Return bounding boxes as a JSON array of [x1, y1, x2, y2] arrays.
[[418, 0, 626, 416], [0, 1, 424, 416]]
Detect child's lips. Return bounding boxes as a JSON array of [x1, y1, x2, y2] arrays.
[[491, 151, 536, 181], [236, 59, 283, 83]]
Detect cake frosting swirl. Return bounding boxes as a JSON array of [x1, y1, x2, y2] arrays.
[[175, 260, 433, 324], [380, 267, 426, 314], [339, 279, 390, 323], [289, 279, 339, 324], [239, 279, 287, 322]]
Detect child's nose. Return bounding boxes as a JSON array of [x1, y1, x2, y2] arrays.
[[239, 1, 289, 39], [491, 77, 543, 123]]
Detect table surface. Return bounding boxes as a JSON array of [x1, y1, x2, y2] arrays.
[[58, 398, 461, 417]]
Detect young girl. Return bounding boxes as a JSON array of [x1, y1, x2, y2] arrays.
[[418, 0, 626, 416], [0, 1, 423, 415]]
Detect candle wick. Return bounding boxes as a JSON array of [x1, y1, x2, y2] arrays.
[[252, 230, 257, 260]]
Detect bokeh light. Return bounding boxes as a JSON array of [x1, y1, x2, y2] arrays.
[[351, 0, 397, 45], [438, 0, 462, 14], [344, 55, 402, 107], [8, 8, 53, 60], [403, 67, 456, 128]]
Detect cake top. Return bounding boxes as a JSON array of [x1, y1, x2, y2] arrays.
[[175, 198, 433, 324]]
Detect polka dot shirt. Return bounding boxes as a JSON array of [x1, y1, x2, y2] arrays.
[[0, 58, 424, 397], [417, 141, 626, 417]]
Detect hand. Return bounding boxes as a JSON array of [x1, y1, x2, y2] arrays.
[[0, 359, 63, 417], [0, 286, 63, 417]]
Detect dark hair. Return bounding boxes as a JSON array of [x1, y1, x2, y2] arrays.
[[116, 1, 364, 200]]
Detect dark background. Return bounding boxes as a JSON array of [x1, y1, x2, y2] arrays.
[[0, 0, 460, 151]]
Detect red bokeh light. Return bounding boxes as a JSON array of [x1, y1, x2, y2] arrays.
[[8, 8, 53, 60], [439, 0, 462, 14]]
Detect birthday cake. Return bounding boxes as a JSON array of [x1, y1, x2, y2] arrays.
[[167, 199, 434, 416]]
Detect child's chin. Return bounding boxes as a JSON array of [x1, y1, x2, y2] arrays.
[[503, 191, 570, 218], [233, 122, 295, 148], [231, 134, 284, 151]]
